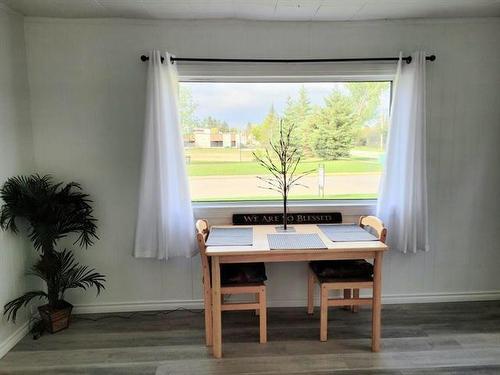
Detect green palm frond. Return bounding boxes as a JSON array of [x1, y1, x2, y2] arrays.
[[27, 249, 106, 298], [62, 265, 106, 297], [0, 174, 98, 252], [56, 249, 106, 297], [4, 291, 48, 323], [0, 175, 46, 233]]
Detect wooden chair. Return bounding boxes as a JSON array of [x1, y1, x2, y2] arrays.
[[196, 219, 267, 346], [306, 215, 387, 341]]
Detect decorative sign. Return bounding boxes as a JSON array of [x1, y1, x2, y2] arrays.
[[232, 212, 342, 226]]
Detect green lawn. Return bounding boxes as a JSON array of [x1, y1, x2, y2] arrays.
[[188, 158, 382, 177], [353, 145, 385, 153], [185, 147, 383, 177], [185, 146, 383, 162]]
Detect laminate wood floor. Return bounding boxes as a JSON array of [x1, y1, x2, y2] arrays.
[[1, 301, 500, 374]]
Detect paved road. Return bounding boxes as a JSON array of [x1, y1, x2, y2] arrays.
[[190, 173, 381, 200]]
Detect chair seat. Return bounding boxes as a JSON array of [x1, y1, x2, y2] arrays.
[[310, 260, 373, 283], [220, 263, 267, 285]]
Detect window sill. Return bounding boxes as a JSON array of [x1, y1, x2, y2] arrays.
[[193, 200, 377, 222]]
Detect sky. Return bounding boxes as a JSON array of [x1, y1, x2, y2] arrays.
[[181, 81, 390, 129]]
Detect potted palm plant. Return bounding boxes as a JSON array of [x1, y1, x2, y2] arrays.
[[0, 175, 105, 333]]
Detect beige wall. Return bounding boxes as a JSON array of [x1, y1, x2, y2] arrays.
[[21, 16, 500, 313], [0, 5, 34, 357]]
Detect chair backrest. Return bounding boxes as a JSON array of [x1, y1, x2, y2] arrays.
[[196, 219, 211, 288], [359, 215, 387, 243]]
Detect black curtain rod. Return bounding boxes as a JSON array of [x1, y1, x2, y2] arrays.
[[140, 54, 436, 64]]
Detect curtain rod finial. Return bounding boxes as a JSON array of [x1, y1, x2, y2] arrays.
[[140, 55, 165, 63], [405, 54, 436, 64]]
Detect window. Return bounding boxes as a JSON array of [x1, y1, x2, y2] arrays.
[[180, 81, 391, 203]]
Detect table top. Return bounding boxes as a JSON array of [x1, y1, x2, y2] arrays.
[[205, 224, 388, 257]]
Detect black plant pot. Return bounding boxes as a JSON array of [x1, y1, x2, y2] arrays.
[[38, 300, 73, 333]]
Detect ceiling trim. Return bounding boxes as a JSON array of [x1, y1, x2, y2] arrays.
[[22, 15, 500, 27]]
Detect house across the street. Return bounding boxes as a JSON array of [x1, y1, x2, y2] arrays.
[[185, 128, 246, 148]]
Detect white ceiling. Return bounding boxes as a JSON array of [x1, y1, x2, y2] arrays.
[[2, 0, 500, 21]]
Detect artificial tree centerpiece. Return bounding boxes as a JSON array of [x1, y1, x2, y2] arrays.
[[253, 121, 313, 231], [0, 175, 105, 334]]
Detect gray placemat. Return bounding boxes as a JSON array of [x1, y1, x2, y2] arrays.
[[318, 224, 378, 242], [206, 227, 253, 246], [267, 233, 327, 250]]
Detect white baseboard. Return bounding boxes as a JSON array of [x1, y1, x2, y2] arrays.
[[0, 321, 30, 359], [382, 290, 500, 304], [72, 290, 500, 315]]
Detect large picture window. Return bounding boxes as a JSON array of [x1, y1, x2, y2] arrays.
[[180, 81, 391, 202]]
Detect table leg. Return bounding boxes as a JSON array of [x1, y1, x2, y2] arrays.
[[211, 256, 222, 358], [372, 252, 383, 352]]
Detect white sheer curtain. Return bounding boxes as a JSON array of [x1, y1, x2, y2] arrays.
[[134, 50, 196, 260], [377, 51, 429, 254]]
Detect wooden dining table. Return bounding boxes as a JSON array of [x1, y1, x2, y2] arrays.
[[205, 223, 389, 358]]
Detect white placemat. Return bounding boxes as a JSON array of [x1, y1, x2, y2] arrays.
[[318, 224, 378, 242], [206, 227, 253, 246], [267, 233, 326, 250]]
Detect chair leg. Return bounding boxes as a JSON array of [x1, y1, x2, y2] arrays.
[[203, 284, 213, 347], [255, 293, 260, 316], [307, 268, 315, 315], [343, 289, 352, 311], [320, 284, 328, 342], [352, 289, 360, 312], [259, 286, 267, 344]]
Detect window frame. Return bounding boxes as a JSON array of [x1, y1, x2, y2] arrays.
[[179, 74, 393, 209]]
